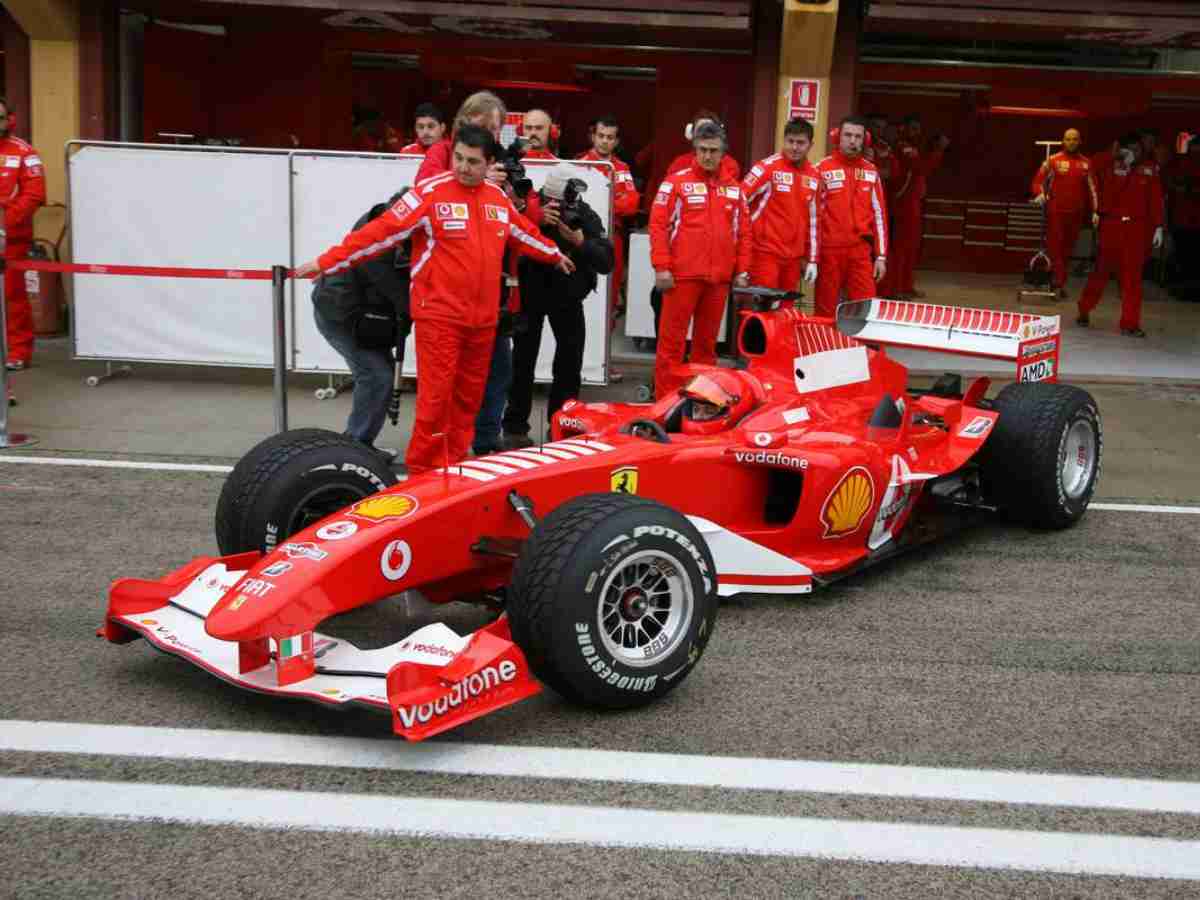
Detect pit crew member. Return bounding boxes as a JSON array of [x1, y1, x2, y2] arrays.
[[577, 114, 641, 317], [1032, 128, 1098, 298], [649, 120, 751, 399], [295, 125, 574, 470], [399, 102, 446, 156], [0, 97, 45, 371], [891, 114, 948, 299], [1077, 132, 1163, 337], [814, 116, 888, 320], [742, 117, 820, 291]]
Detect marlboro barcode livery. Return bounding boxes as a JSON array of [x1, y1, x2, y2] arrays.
[[101, 291, 1100, 742]]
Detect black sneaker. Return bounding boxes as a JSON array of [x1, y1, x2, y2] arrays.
[[1075, 314, 1090, 327], [503, 431, 534, 450], [1121, 327, 1147, 338]]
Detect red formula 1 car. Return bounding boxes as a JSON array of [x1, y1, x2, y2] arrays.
[[101, 293, 1101, 741]]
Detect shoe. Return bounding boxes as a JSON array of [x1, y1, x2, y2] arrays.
[[909, 289, 926, 299], [1075, 314, 1089, 327], [503, 431, 534, 450], [1121, 328, 1147, 338], [1058, 288, 1069, 299], [472, 445, 501, 456], [609, 367, 625, 384], [5, 359, 27, 371], [372, 446, 399, 464]]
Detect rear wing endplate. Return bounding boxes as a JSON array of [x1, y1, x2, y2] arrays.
[[836, 298, 1060, 383]]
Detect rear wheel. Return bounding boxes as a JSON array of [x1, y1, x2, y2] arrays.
[[508, 493, 719, 709], [980, 382, 1102, 529], [215, 428, 397, 554]]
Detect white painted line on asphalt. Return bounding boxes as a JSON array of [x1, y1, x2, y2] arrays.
[[3, 777, 1198, 880], [5, 721, 1200, 816], [0, 455, 233, 473], [1090, 502, 1200, 515]]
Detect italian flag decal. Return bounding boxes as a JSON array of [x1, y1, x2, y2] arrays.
[[277, 633, 312, 660]]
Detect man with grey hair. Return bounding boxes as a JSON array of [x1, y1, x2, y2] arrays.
[[649, 120, 752, 399]]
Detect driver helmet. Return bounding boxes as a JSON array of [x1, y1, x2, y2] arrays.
[[679, 370, 758, 435]]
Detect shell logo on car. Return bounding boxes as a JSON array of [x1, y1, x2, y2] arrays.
[[349, 494, 419, 522], [821, 467, 875, 538]]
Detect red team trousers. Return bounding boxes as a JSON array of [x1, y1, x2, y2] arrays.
[[749, 252, 803, 291], [814, 242, 875, 319], [407, 319, 497, 471], [1078, 219, 1146, 331], [654, 279, 728, 399], [1047, 206, 1086, 289], [4, 242, 34, 364], [890, 200, 921, 295]]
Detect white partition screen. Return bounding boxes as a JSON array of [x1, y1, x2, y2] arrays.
[[290, 155, 613, 385], [70, 145, 291, 366]]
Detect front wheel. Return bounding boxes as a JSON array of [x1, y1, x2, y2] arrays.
[[507, 493, 719, 709], [215, 428, 397, 554], [980, 382, 1102, 529]]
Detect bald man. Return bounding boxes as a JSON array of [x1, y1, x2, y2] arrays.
[[521, 109, 557, 160], [1032, 129, 1098, 298]]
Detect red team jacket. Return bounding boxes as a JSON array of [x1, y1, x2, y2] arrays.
[[893, 140, 945, 207], [0, 136, 46, 244], [576, 149, 641, 221], [649, 161, 752, 282], [399, 141, 426, 156], [815, 152, 889, 257], [742, 154, 820, 260], [1031, 152, 1098, 213], [1093, 158, 1164, 228], [316, 172, 563, 329]]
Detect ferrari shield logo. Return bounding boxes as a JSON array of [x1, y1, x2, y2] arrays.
[[610, 466, 639, 495]]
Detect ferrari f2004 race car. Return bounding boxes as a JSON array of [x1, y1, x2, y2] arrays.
[[101, 292, 1101, 741]]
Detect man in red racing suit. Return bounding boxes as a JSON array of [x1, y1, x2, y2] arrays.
[[649, 120, 751, 400], [1077, 134, 1163, 337], [1031, 128, 1098, 297], [296, 126, 572, 470], [0, 100, 46, 370], [743, 117, 820, 291], [814, 117, 888, 320], [577, 115, 641, 315]]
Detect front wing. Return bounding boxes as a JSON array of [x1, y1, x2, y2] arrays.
[[100, 556, 542, 741]]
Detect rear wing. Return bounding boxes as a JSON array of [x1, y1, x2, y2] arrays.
[[836, 298, 1060, 383]]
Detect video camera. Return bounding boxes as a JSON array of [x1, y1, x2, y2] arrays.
[[497, 138, 534, 200], [539, 177, 590, 230]]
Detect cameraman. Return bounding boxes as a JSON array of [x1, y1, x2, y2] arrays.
[[310, 192, 410, 461], [502, 168, 614, 447]]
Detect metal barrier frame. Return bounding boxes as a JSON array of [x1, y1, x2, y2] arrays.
[[63, 141, 616, 386]]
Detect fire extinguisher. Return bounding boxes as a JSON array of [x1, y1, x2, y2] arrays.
[[27, 203, 68, 336]]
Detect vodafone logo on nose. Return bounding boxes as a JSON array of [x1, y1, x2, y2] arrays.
[[380, 540, 412, 582]]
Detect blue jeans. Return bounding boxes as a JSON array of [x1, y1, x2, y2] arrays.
[[313, 307, 394, 447], [473, 330, 512, 454]]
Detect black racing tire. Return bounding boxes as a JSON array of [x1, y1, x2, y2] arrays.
[[508, 493, 719, 709], [215, 428, 397, 554], [979, 382, 1102, 529]]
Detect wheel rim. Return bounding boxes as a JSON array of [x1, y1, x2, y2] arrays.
[[596, 550, 694, 667], [285, 483, 369, 536], [1060, 418, 1097, 501]]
